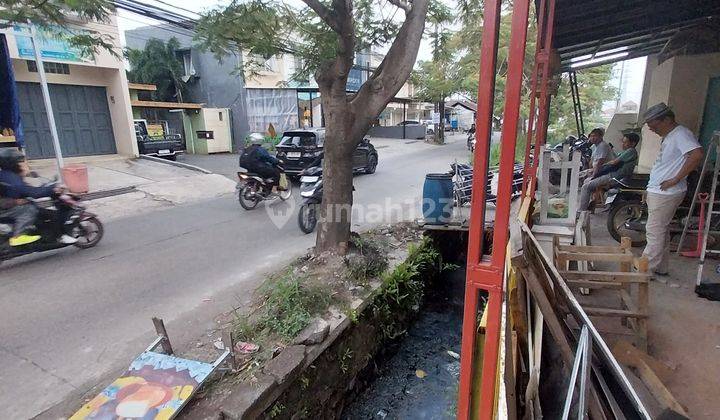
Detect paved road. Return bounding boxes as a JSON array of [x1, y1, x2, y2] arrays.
[[0, 135, 468, 419]]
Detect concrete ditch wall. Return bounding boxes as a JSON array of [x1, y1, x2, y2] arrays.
[[181, 241, 446, 419]]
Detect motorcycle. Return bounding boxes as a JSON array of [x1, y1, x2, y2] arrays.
[[450, 162, 523, 207], [0, 181, 104, 262], [298, 166, 323, 234], [297, 165, 355, 234], [236, 165, 292, 210], [604, 174, 713, 248]]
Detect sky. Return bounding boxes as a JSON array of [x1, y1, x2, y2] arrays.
[[115, 0, 436, 61], [117, 0, 647, 110]]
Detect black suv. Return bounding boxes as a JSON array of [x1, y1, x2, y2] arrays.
[[276, 128, 378, 176]]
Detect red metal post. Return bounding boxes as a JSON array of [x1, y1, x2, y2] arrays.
[[527, 0, 557, 196], [521, 0, 546, 196], [457, 0, 502, 417], [458, 0, 532, 418]]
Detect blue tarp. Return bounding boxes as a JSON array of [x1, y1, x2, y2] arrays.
[[0, 34, 23, 147]]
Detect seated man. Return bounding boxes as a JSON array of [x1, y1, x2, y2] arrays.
[[0, 148, 76, 245], [578, 132, 640, 211], [239, 133, 282, 187]]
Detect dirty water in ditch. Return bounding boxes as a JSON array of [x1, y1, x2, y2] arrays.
[[342, 266, 467, 420]]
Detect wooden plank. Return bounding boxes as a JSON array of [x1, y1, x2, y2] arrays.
[[566, 279, 624, 289], [128, 82, 157, 91], [559, 271, 650, 283], [556, 251, 635, 262], [519, 263, 607, 420], [584, 307, 648, 318], [131, 99, 203, 109], [557, 244, 625, 253], [612, 341, 674, 380], [152, 317, 174, 355], [615, 346, 688, 417]]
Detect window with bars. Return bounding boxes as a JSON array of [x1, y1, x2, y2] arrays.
[[26, 61, 70, 75]]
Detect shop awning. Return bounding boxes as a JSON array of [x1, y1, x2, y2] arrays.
[[551, 0, 720, 70], [131, 100, 202, 110]]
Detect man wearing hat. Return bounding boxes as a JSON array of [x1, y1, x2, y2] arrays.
[[642, 103, 704, 275]]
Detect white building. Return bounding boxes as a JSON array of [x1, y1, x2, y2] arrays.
[[1, 15, 137, 159]]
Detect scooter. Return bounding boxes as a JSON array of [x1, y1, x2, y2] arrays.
[[236, 165, 292, 210], [298, 166, 323, 234], [604, 174, 713, 248], [297, 165, 355, 234], [0, 181, 104, 262]]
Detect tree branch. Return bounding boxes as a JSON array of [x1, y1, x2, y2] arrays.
[[301, 0, 342, 33], [349, 0, 429, 130], [387, 0, 411, 13]]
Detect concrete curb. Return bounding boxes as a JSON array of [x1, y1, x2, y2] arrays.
[[183, 245, 413, 419], [138, 154, 213, 174]]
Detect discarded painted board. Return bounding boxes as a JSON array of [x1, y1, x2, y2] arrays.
[[71, 320, 230, 420], [71, 352, 215, 420]]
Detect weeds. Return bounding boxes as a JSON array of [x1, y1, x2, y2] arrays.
[[369, 237, 443, 340], [339, 348, 353, 373], [347, 235, 389, 283], [234, 270, 332, 343]]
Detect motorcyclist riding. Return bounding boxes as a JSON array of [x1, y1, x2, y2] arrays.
[[239, 133, 283, 188], [0, 148, 76, 245]]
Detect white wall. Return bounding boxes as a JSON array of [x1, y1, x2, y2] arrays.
[[636, 53, 720, 173], [4, 14, 137, 157]]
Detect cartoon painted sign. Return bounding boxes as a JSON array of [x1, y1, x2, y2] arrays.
[[70, 352, 214, 420]]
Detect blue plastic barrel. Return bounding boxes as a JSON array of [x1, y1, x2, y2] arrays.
[[423, 173, 454, 224]]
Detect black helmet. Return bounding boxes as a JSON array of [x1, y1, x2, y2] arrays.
[[0, 148, 25, 172]]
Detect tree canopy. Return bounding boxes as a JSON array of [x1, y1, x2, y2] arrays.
[[1, 0, 116, 57], [126, 38, 187, 103]]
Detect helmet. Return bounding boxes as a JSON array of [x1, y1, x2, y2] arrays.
[[0, 148, 25, 172], [247, 133, 265, 145]]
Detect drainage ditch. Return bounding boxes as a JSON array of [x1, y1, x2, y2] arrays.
[[258, 231, 470, 420]]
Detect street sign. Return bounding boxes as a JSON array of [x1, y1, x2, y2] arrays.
[[432, 112, 441, 124]]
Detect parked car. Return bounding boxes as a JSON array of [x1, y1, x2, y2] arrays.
[[134, 119, 184, 160], [275, 128, 378, 176], [397, 120, 420, 126]]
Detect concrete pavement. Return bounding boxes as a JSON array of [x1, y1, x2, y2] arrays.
[[0, 134, 469, 419]]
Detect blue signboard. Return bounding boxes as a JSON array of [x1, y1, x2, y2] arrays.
[[347, 68, 363, 91], [13, 25, 87, 62]]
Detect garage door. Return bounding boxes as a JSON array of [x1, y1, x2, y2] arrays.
[[17, 82, 116, 159]]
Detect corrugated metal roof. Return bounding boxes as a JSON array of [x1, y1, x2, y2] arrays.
[[551, 0, 720, 70]]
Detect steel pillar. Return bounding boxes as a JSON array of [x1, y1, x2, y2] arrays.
[[458, 0, 531, 418]]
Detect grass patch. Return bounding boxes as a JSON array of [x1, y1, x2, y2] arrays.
[[368, 237, 445, 340], [235, 269, 333, 343], [346, 235, 389, 283]]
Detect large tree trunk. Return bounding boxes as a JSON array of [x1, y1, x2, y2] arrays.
[[310, 0, 429, 253], [314, 92, 357, 253]]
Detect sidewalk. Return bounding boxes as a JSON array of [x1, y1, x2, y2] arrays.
[[28, 155, 236, 221]]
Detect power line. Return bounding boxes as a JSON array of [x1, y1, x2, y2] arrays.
[[118, 13, 196, 39], [147, 0, 202, 18]]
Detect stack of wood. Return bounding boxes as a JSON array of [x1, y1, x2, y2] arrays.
[[553, 236, 650, 351], [510, 222, 688, 419]]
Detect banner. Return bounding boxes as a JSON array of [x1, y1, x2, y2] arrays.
[[13, 25, 88, 62]]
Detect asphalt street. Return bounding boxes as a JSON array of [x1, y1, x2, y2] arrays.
[[0, 135, 468, 418]]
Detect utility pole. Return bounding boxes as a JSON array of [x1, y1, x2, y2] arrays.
[[28, 23, 64, 181]]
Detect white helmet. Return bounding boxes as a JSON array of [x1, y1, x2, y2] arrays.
[[247, 132, 265, 145]]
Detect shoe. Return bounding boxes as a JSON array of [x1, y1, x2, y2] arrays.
[[58, 234, 78, 244], [9, 234, 41, 247]]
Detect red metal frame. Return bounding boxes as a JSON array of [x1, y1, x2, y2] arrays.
[[458, 0, 532, 418]]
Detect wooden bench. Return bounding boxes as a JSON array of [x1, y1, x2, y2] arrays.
[[553, 236, 651, 351]]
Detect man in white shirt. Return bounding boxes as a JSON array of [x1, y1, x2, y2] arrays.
[[642, 103, 704, 275], [587, 127, 614, 177]]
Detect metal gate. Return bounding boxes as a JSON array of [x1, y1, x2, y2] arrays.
[[16, 82, 116, 159]]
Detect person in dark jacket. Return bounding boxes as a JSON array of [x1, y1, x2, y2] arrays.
[[0, 148, 76, 245], [239, 133, 282, 187]]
